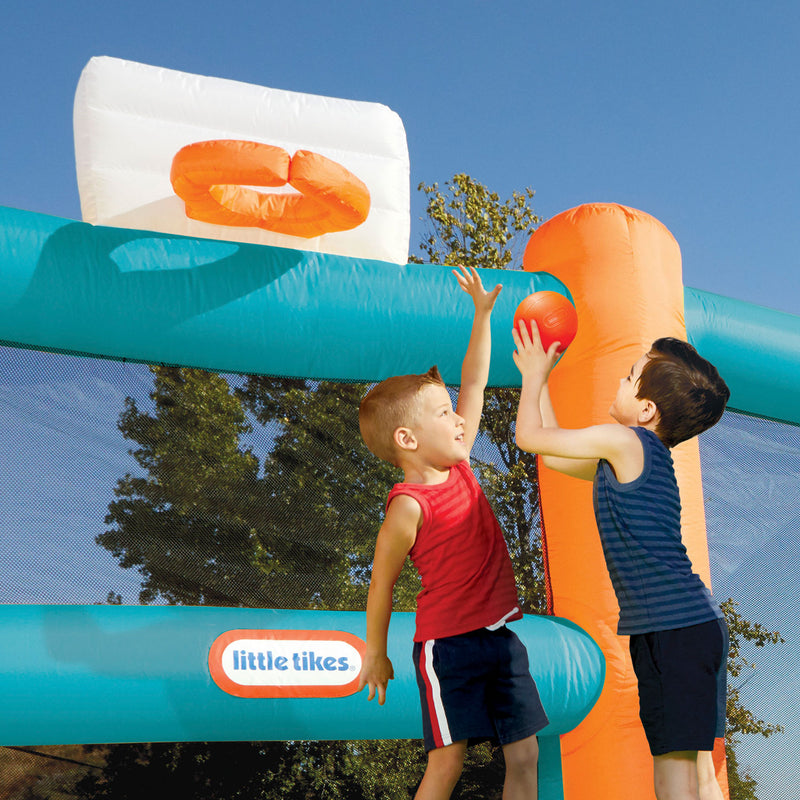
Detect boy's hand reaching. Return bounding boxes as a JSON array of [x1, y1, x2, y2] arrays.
[[512, 318, 561, 383], [453, 264, 502, 313], [357, 652, 394, 706]]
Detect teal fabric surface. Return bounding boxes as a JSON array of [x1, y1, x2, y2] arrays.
[[3, 206, 799, 417], [685, 287, 800, 426], [0, 206, 569, 387], [0, 605, 603, 748]]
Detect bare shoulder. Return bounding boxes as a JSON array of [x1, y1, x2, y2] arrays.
[[601, 424, 647, 484], [370, 494, 421, 583], [386, 492, 422, 518], [597, 423, 643, 449], [382, 493, 423, 543]]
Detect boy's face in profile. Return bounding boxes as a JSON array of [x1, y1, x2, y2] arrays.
[[405, 384, 469, 467], [609, 352, 650, 426]]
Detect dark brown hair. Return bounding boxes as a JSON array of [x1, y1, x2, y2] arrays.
[[636, 338, 730, 448], [359, 366, 445, 465]]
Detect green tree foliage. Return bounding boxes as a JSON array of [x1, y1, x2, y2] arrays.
[[720, 598, 785, 800], [98, 369, 391, 610], [72, 741, 427, 800], [724, 740, 759, 800], [235, 376, 419, 610], [720, 599, 785, 739], [413, 175, 538, 270], [98, 367, 265, 606]]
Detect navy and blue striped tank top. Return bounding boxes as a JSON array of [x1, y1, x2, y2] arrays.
[[593, 426, 722, 635]]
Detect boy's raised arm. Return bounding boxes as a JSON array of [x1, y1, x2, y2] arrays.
[[453, 265, 502, 452], [513, 320, 606, 481], [513, 318, 563, 447]]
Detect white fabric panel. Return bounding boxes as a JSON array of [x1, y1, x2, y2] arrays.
[[74, 56, 410, 264]]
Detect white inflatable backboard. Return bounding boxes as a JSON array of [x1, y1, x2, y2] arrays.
[[74, 56, 410, 264]]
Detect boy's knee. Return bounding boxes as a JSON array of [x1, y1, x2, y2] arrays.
[[653, 751, 700, 800], [503, 735, 539, 772], [426, 742, 466, 782]]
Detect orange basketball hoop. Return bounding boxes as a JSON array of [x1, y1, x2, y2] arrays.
[[170, 140, 371, 238]]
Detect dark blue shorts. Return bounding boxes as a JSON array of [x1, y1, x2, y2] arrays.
[[413, 626, 549, 752], [629, 617, 728, 756]]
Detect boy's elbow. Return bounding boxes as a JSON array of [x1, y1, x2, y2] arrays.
[[515, 431, 537, 454]]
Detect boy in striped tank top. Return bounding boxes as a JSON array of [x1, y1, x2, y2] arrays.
[[512, 321, 730, 800], [357, 266, 549, 799]]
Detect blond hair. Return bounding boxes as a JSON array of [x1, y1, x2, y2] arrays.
[[359, 366, 445, 466]]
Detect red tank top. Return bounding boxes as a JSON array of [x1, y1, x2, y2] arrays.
[[387, 461, 521, 641]]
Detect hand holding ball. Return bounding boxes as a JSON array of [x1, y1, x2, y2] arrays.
[[513, 291, 577, 354]]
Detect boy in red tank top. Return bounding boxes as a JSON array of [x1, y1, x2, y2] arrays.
[[357, 266, 548, 800]]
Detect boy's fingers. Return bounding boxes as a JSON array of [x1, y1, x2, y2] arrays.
[[452, 267, 477, 292], [515, 320, 532, 344], [527, 320, 547, 350]]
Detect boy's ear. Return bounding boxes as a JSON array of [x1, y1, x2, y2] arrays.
[[638, 399, 658, 425], [393, 426, 418, 452]]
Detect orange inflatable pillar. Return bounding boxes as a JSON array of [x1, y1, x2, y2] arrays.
[[523, 204, 728, 799]]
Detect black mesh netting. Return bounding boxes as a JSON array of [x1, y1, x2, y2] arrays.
[[1, 344, 796, 797], [700, 412, 799, 798]]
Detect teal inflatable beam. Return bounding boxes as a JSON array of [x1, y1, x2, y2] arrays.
[[0, 206, 569, 387], [3, 206, 800, 420], [0, 605, 603, 747], [685, 287, 800, 426], [4, 206, 799, 422]]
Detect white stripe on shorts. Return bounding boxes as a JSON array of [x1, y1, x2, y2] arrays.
[[485, 605, 520, 631], [424, 639, 452, 747]]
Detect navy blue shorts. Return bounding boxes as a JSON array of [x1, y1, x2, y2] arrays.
[[629, 617, 728, 756], [413, 626, 549, 752]]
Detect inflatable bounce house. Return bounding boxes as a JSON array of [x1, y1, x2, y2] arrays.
[[1, 57, 799, 798]]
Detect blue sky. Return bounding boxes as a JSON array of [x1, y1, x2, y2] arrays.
[[1, 1, 799, 314], [0, 1, 798, 795]]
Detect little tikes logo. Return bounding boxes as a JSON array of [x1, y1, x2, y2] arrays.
[[209, 629, 366, 699]]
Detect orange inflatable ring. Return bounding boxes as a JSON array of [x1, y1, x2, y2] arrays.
[[170, 140, 371, 238]]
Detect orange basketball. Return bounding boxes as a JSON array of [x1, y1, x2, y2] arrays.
[[513, 291, 577, 353]]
